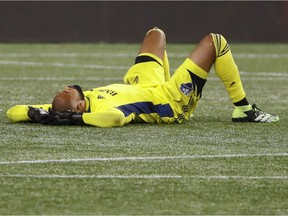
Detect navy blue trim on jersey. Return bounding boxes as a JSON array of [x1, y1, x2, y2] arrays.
[[116, 102, 174, 118], [135, 55, 162, 66]]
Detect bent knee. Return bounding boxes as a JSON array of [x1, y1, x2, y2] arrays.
[[146, 27, 165, 37]]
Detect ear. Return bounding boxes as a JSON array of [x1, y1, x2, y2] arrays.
[[77, 100, 86, 112]]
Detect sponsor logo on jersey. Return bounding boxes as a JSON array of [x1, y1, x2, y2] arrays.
[[180, 83, 193, 96]]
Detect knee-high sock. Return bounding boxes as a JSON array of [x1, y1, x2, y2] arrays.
[[211, 33, 246, 104]]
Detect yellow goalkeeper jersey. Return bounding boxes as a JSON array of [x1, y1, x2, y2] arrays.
[[7, 56, 207, 127], [6, 81, 195, 127], [84, 83, 175, 125]]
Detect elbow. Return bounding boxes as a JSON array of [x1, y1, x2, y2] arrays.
[[113, 113, 126, 127], [82, 112, 126, 128]]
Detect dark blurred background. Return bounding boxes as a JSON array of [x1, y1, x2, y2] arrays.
[[0, 1, 287, 43]]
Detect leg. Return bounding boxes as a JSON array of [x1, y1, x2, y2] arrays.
[[123, 27, 168, 87], [188, 34, 251, 116], [164, 37, 215, 120], [211, 33, 248, 105], [140, 27, 171, 81], [138, 27, 166, 59], [189, 33, 247, 105], [189, 33, 279, 122], [188, 34, 216, 73]]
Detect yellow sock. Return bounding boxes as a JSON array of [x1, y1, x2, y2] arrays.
[[211, 33, 246, 103], [235, 104, 252, 111], [163, 50, 170, 81]]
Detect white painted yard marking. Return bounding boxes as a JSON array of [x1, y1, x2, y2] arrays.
[[0, 77, 122, 81], [0, 58, 287, 80], [234, 53, 288, 58], [0, 153, 287, 165], [0, 52, 287, 58], [240, 71, 288, 77], [0, 53, 136, 58], [0, 52, 287, 72], [0, 174, 287, 180], [0, 60, 129, 70], [1, 72, 288, 82], [197, 176, 288, 180], [0, 174, 182, 179]]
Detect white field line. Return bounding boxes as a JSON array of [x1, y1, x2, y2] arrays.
[[0, 174, 182, 179], [234, 53, 288, 58], [1, 61, 288, 73], [0, 60, 129, 70], [0, 174, 287, 180], [1, 71, 287, 83], [0, 52, 287, 71], [0, 59, 287, 78], [0, 153, 287, 165], [0, 53, 287, 58], [0, 53, 136, 58], [0, 76, 122, 81], [1, 70, 287, 82], [240, 71, 288, 77]]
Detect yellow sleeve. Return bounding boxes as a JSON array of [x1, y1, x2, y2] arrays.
[[7, 104, 126, 128], [6, 104, 52, 123], [82, 108, 126, 127]]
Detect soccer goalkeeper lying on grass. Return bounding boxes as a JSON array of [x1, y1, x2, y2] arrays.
[[6, 27, 279, 127]]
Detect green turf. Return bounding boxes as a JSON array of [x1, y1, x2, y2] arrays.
[[0, 43, 287, 215]]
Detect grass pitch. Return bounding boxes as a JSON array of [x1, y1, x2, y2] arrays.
[[0, 43, 287, 215]]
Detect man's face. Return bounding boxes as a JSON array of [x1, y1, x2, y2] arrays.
[[66, 85, 85, 100], [62, 86, 81, 101], [52, 85, 85, 112]]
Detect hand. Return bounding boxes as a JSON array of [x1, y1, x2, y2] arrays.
[[27, 106, 51, 124], [48, 108, 84, 125]]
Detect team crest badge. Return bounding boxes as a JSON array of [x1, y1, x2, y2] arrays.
[[180, 83, 193, 96]]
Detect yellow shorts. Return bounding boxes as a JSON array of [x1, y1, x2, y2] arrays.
[[123, 53, 166, 87], [124, 53, 208, 122], [164, 58, 208, 122]]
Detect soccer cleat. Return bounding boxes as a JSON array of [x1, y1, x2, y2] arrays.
[[232, 104, 279, 123]]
